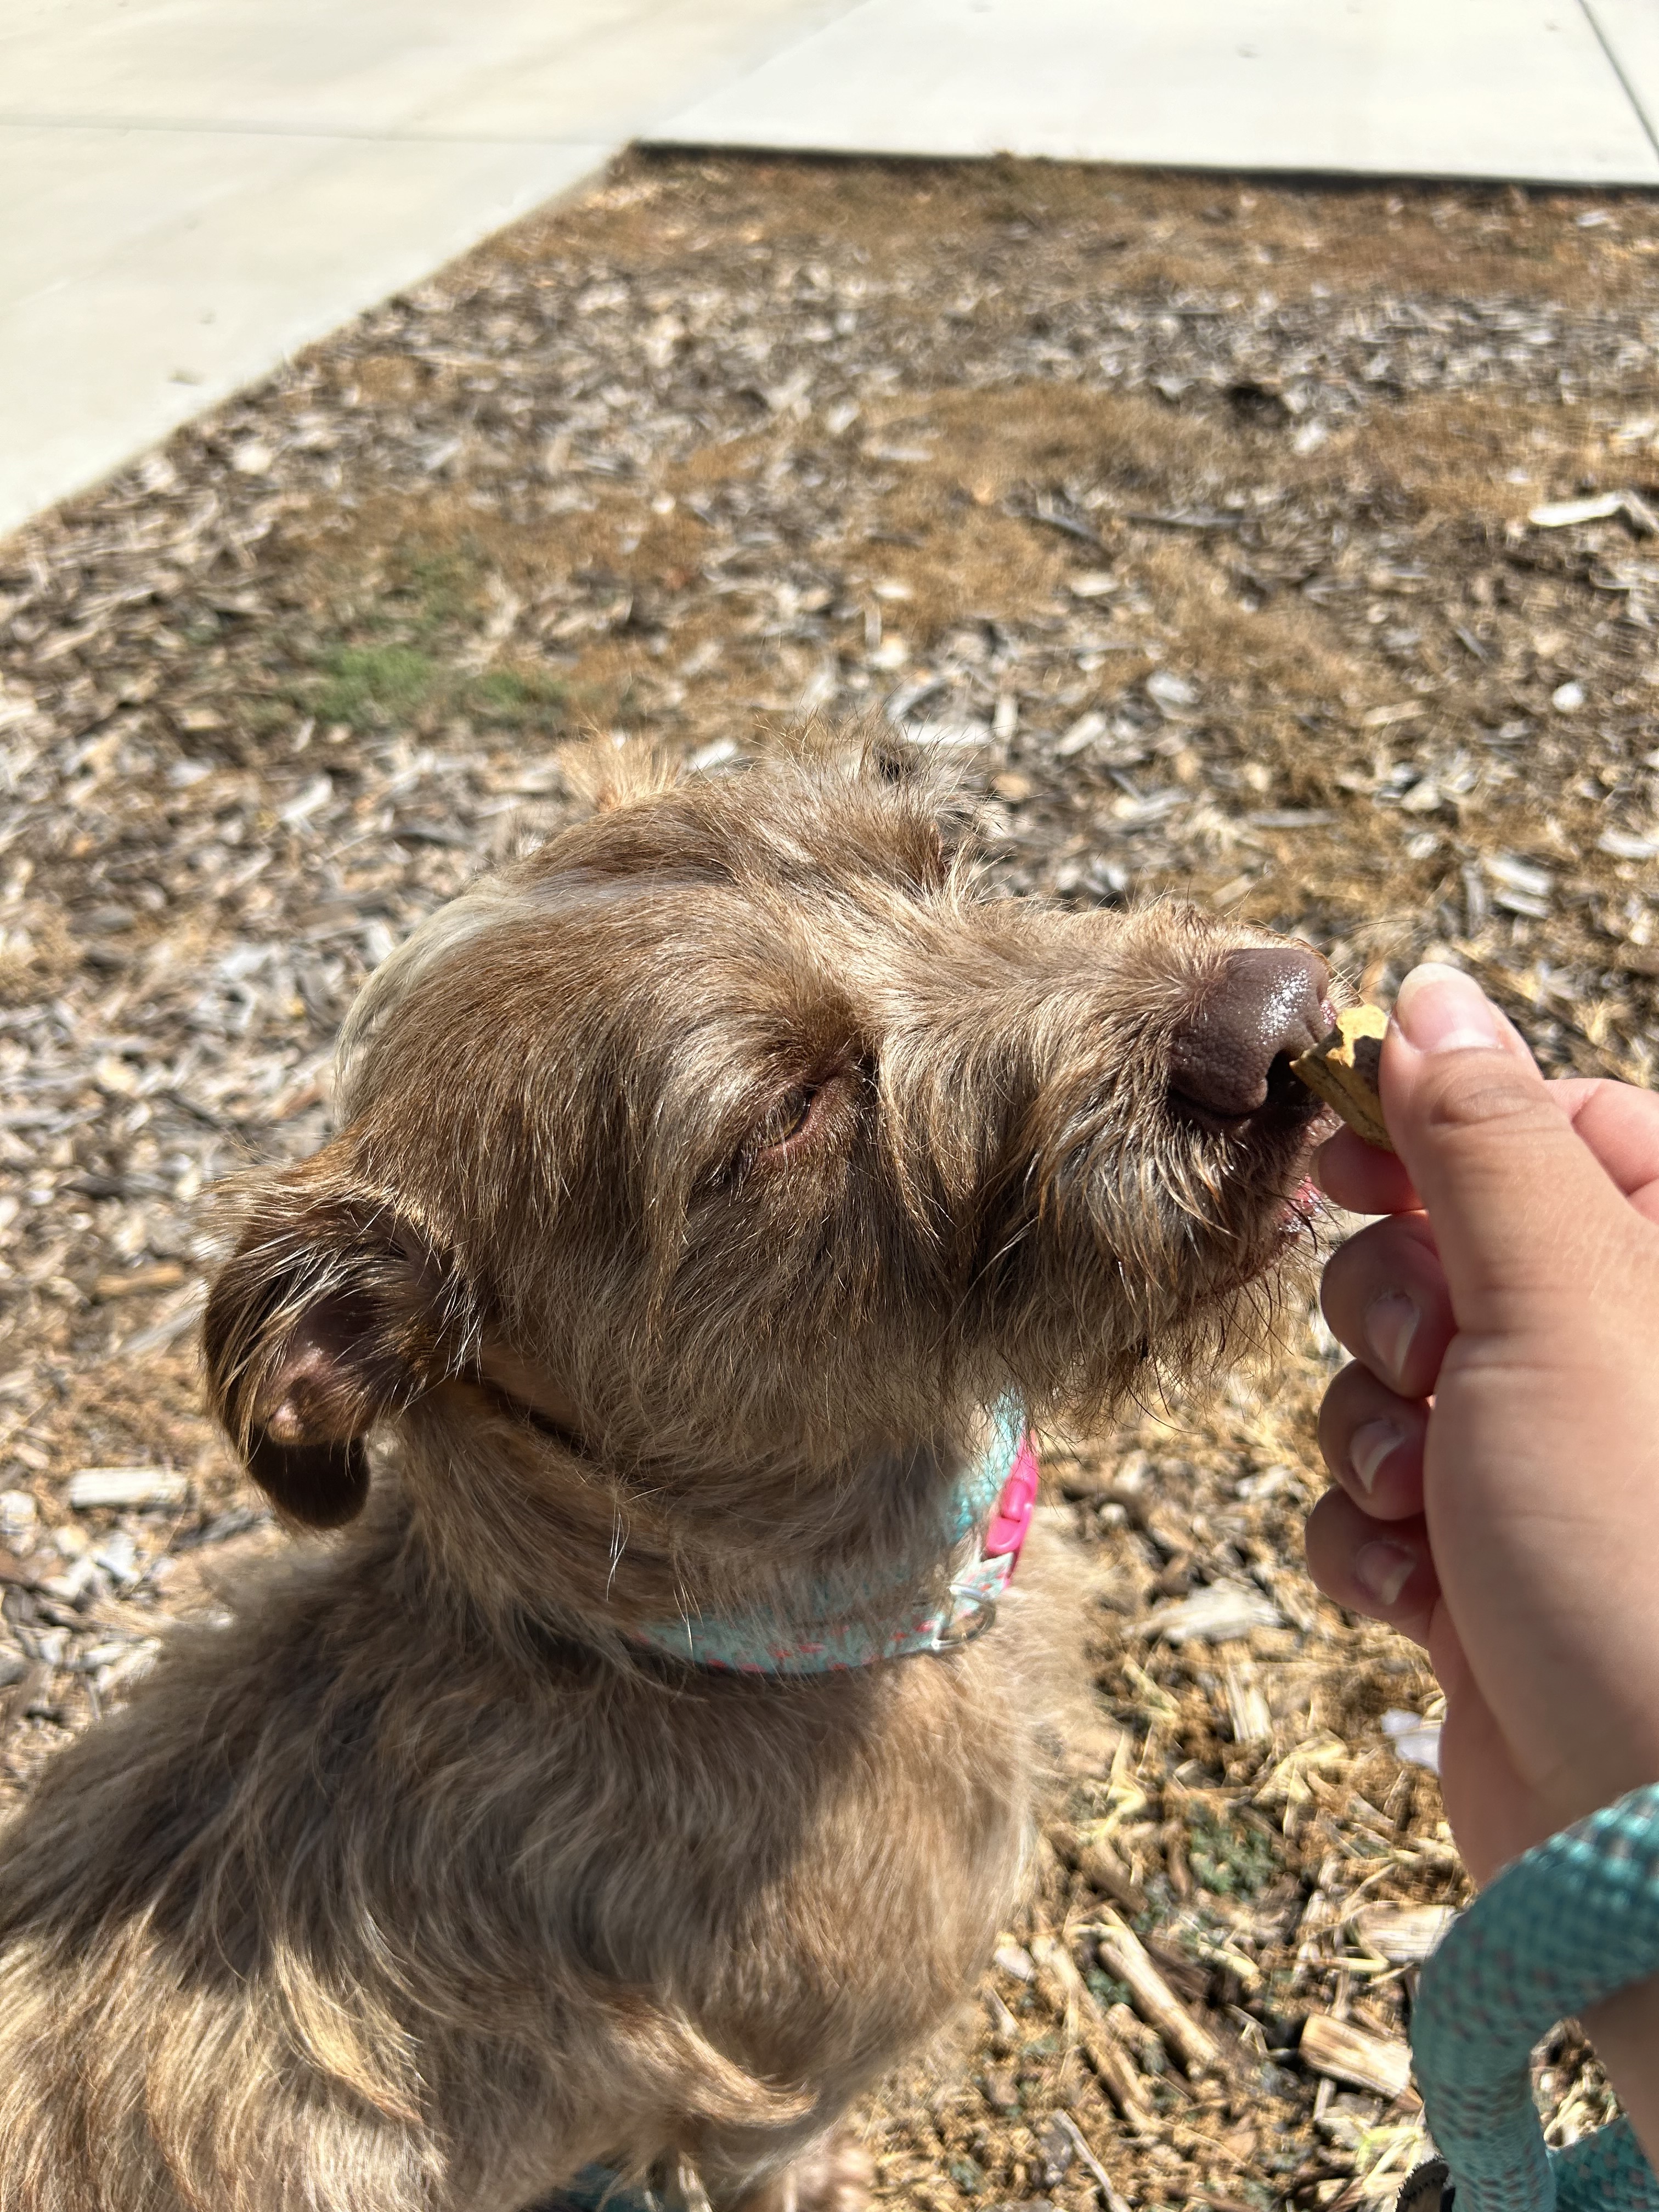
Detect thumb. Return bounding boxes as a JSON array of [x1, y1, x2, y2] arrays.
[[1381, 963, 1627, 1341]]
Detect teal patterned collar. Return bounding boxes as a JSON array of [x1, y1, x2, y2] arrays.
[[629, 1404, 1039, 1675]]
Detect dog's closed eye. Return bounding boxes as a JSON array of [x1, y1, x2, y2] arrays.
[[754, 1081, 828, 1158], [748, 1063, 865, 1167]]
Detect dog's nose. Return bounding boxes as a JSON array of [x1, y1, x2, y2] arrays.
[[1167, 947, 1330, 1127]]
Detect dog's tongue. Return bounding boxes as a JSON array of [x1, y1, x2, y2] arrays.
[[1282, 1175, 1320, 1224]]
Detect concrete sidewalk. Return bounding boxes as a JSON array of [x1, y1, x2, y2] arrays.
[[650, 0, 1659, 185], [0, 0, 848, 543], [5, 0, 1659, 546]]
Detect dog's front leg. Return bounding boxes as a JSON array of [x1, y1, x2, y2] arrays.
[[529, 2120, 873, 2212], [725, 2129, 874, 2212]]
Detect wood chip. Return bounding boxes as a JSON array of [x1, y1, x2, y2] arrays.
[[2, 1658, 53, 1736], [1140, 1577, 1283, 1645], [1528, 489, 1658, 535], [1353, 1903, 1456, 1963], [1224, 1656, 1273, 1745], [116, 1282, 209, 1359], [1052, 1822, 1150, 1916], [1529, 491, 1626, 528], [93, 1263, 186, 1300], [66, 1467, 188, 1510], [1029, 1933, 1155, 2132], [1047, 2111, 1132, 2212], [1299, 2013, 1414, 2100], [1093, 1909, 1222, 2079]]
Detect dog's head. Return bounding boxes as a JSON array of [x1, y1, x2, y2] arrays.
[[203, 737, 1331, 1561]]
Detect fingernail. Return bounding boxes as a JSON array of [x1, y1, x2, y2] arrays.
[[1350, 1420, 1403, 1495], [1393, 962, 1504, 1054], [1356, 1541, 1418, 1608], [1365, 1290, 1418, 1385]]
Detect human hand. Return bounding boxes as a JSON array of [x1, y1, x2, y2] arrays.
[[1304, 963, 1659, 1895]]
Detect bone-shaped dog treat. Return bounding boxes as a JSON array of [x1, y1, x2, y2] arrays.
[[1289, 1005, 1394, 1152]]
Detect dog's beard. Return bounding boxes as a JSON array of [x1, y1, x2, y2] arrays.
[[964, 1105, 1325, 1432]]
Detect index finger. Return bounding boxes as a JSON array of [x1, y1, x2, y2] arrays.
[[1313, 1124, 1419, 1215]]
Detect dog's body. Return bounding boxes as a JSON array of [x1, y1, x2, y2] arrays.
[[0, 743, 1329, 2212], [0, 1480, 1056, 2212]]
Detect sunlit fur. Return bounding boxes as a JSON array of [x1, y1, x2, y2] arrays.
[[0, 736, 1322, 2212]]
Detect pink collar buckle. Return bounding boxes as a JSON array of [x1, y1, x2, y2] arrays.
[[983, 1434, 1040, 1564], [936, 1431, 1041, 1650]]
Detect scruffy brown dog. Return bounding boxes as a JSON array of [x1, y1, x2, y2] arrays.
[[0, 737, 1330, 2212]]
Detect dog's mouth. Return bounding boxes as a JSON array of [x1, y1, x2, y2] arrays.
[[1278, 1171, 1323, 1232], [1269, 1088, 1340, 1233], [1197, 1099, 1334, 1290], [1277, 1085, 1341, 1223]]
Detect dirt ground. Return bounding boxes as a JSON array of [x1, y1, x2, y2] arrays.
[[3, 150, 1657, 2208]]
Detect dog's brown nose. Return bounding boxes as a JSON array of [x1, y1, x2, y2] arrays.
[[1167, 947, 1329, 1127]]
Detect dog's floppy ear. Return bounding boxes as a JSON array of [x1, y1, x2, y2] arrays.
[[202, 1160, 460, 1528]]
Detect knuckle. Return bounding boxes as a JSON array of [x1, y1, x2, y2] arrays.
[[1415, 1057, 1554, 1142]]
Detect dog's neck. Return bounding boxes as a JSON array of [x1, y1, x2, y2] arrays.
[[405, 1351, 1021, 1663], [475, 1344, 588, 1451]]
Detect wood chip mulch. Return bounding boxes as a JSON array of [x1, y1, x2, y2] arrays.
[[2, 149, 1654, 2208]]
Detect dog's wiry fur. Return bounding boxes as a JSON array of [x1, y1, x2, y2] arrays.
[[0, 737, 1322, 2212]]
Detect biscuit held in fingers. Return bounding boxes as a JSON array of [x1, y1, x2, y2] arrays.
[[1290, 1005, 1393, 1151]]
